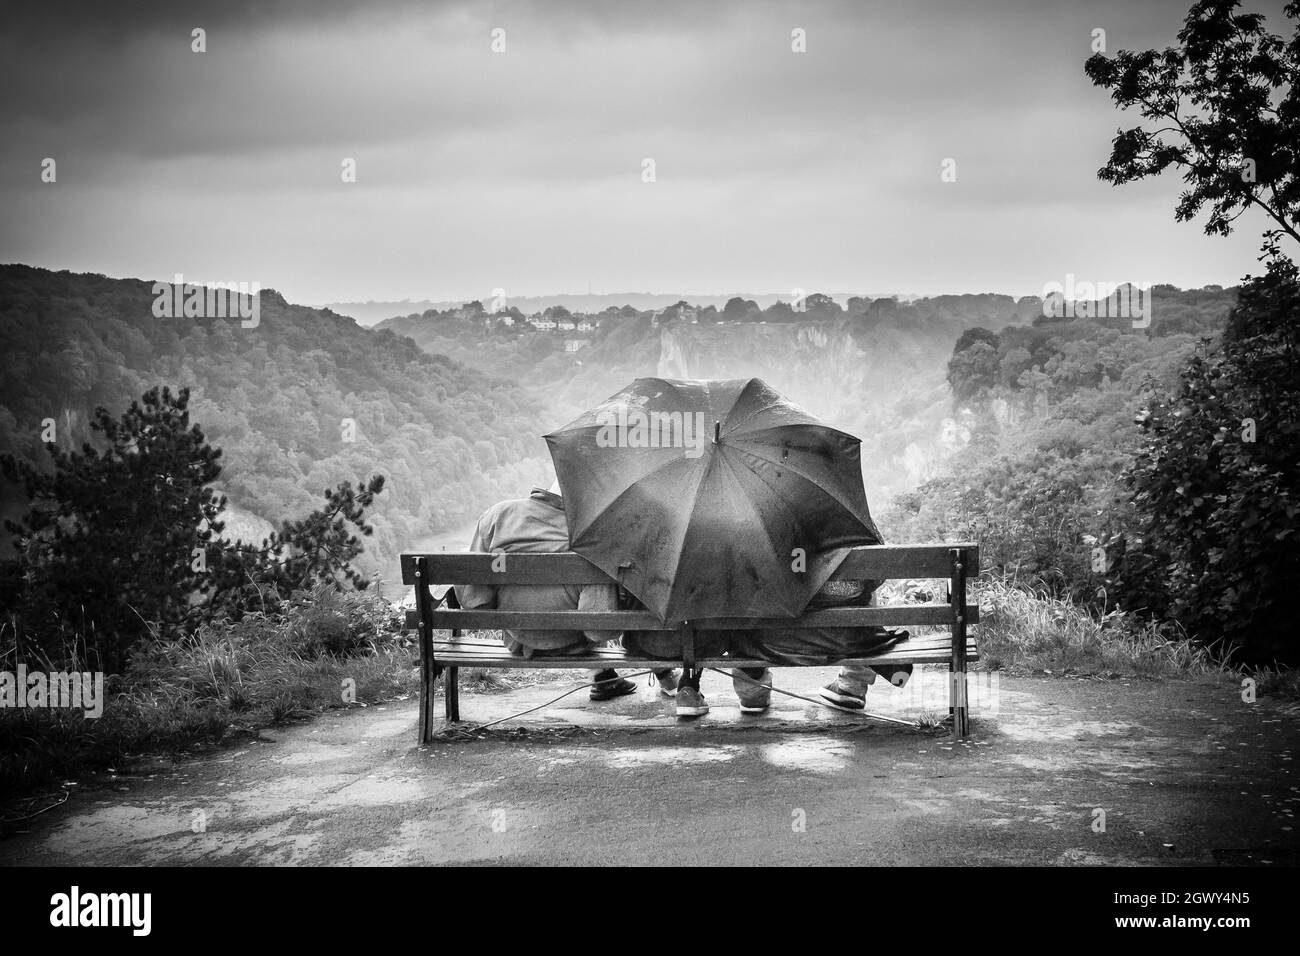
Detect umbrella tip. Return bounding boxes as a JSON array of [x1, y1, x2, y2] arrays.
[[713, 420, 721, 444]]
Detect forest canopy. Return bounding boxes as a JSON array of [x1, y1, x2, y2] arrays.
[[0, 265, 555, 576]]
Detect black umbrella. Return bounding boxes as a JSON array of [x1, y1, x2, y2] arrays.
[[545, 377, 881, 623]]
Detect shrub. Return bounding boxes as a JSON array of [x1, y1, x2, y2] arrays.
[[0, 385, 387, 674], [1116, 257, 1300, 663]]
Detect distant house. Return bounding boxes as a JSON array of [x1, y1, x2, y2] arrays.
[[557, 319, 576, 331], [534, 317, 557, 330], [563, 338, 589, 352], [577, 319, 595, 332]]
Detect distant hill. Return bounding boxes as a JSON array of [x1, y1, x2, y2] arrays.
[[883, 282, 1242, 604], [0, 265, 554, 575], [325, 291, 920, 326], [375, 287, 1240, 513], [374, 293, 1042, 506], [0, 265, 1240, 580]]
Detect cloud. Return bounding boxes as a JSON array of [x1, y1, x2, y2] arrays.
[[0, 0, 1288, 301]]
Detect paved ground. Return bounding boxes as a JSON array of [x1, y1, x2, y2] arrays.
[[2, 667, 1297, 865]]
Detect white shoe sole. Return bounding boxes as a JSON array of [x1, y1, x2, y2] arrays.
[[818, 688, 866, 709], [675, 706, 709, 717], [739, 703, 770, 713]]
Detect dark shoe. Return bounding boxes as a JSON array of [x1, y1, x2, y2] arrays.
[[818, 677, 866, 710], [675, 684, 710, 718], [590, 670, 638, 701], [872, 663, 913, 688]]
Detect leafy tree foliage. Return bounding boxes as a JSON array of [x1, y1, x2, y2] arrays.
[[0, 266, 554, 573], [1085, 0, 1300, 247], [1080, 0, 1300, 662], [947, 329, 1002, 402], [888, 286, 1238, 606], [207, 475, 386, 620], [1117, 257, 1300, 662]]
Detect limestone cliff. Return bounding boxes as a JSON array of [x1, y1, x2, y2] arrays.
[[655, 320, 958, 505]]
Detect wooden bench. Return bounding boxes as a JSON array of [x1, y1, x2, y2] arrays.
[[401, 543, 980, 743]]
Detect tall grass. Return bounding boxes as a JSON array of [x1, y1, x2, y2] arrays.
[[0, 585, 418, 802], [973, 576, 1229, 679]]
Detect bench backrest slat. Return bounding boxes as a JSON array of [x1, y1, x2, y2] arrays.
[[400, 543, 978, 586]]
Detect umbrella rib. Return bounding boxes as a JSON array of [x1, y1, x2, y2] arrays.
[[680, 378, 747, 438], [717, 380, 838, 438], [573, 452, 712, 595], [725, 419, 862, 443], [656, 451, 725, 617], [714, 379, 784, 437], [564, 448, 705, 542], [715, 447, 786, 577], [726, 444, 881, 543], [724, 447, 863, 558]]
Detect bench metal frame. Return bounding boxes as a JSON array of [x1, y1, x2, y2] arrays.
[[402, 543, 979, 742]]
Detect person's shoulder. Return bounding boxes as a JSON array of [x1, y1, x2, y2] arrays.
[[479, 497, 529, 522], [473, 496, 533, 544]]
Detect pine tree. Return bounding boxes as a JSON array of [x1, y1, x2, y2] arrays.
[[1, 386, 224, 671]]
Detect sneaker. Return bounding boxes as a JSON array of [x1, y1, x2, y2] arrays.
[[735, 669, 772, 713], [871, 664, 913, 688], [590, 670, 638, 701], [817, 677, 866, 710], [653, 669, 679, 698], [675, 684, 710, 718]]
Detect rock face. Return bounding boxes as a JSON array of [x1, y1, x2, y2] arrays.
[[379, 298, 1025, 519], [655, 321, 956, 505], [659, 322, 862, 417]]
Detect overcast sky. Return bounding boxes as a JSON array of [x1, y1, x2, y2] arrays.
[[0, 0, 1290, 305]]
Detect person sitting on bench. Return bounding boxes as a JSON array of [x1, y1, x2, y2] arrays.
[[624, 563, 910, 718], [455, 482, 678, 701], [622, 624, 769, 718]]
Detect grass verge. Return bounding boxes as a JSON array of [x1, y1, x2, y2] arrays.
[[0, 587, 418, 804]]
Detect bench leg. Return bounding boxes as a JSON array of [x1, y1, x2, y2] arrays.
[[680, 622, 697, 686], [950, 666, 969, 740], [418, 660, 454, 738], [418, 649, 429, 744], [950, 547, 970, 740], [445, 666, 460, 722], [414, 559, 442, 745]]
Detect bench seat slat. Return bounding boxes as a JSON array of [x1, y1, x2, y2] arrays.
[[405, 603, 979, 631], [427, 633, 978, 668]]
